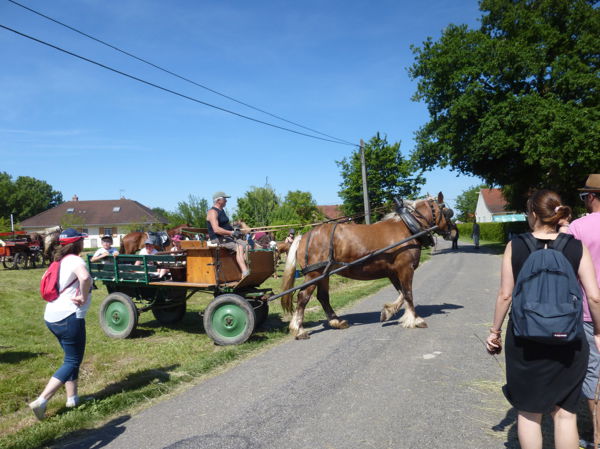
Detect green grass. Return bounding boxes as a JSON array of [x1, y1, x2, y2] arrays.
[[0, 249, 431, 449]]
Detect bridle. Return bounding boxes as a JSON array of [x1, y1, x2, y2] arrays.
[[395, 198, 454, 243]]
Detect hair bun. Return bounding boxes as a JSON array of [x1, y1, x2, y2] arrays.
[[554, 206, 561, 213]]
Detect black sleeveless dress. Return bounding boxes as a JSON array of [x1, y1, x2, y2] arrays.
[[503, 233, 587, 413]]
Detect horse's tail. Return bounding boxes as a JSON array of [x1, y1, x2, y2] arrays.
[[280, 235, 302, 314]]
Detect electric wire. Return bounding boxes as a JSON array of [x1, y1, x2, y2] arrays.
[[7, 0, 356, 147], [0, 23, 357, 147]]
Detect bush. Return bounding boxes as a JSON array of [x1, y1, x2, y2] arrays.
[[456, 221, 530, 243]]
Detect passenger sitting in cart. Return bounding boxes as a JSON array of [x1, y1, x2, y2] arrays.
[[170, 234, 184, 252], [90, 235, 119, 263], [206, 191, 249, 278], [135, 238, 169, 280]]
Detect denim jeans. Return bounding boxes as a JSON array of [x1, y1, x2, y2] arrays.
[[45, 313, 86, 383]]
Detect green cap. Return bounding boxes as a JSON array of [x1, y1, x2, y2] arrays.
[[213, 191, 231, 201]]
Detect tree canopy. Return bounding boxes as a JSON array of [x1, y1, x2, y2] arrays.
[[0, 172, 63, 222], [409, 0, 600, 208], [336, 133, 424, 220], [234, 185, 280, 227]]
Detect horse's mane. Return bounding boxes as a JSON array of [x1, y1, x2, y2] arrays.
[[380, 198, 429, 223]]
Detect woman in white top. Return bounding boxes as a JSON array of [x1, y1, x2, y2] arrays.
[[28, 228, 92, 420]]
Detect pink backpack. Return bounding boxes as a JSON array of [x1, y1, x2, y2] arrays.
[[40, 256, 78, 302]]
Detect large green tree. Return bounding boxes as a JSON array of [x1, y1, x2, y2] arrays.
[[281, 190, 322, 223], [0, 172, 63, 222], [409, 0, 600, 208], [234, 185, 280, 227], [336, 133, 425, 219], [175, 195, 209, 228], [455, 184, 489, 222]]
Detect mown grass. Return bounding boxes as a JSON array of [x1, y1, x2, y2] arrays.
[[0, 248, 432, 449]]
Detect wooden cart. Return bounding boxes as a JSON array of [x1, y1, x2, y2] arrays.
[[0, 231, 44, 270], [88, 240, 276, 345]]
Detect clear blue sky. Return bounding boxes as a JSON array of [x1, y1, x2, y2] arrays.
[[0, 0, 483, 214]]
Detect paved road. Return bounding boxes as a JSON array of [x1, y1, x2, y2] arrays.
[[58, 240, 516, 449]]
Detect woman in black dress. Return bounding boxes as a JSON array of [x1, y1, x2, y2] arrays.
[[485, 190, 600, 449]]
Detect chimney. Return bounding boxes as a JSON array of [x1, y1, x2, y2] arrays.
[[72, 194, 79, 201]]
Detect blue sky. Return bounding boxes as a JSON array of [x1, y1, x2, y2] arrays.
[[0, 0, 484, 214]]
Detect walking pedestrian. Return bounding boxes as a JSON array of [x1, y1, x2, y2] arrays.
[[451, 226, 459, 250], [29, 228, 92, 420], [472, 221, 480, 249], [563, 174, 600, 448], [486, 190, 600, 449]]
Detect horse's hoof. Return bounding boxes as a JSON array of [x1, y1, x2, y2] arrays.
[[295, 331, 310, 340], [329, 319, 349, 329], [416, 321, 428, 328], [380, 306, 393, 322], [338, 320, 349, 329]]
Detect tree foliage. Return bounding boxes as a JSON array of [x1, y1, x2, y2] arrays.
[[409, 0, 600, 208], [336, 133, 425, 219], [281, 190, 322, 223], [0, 172, 63, 222], [455, 184, 489, 222], [234, 185, 280, 227], [175, 195, 208, 228]]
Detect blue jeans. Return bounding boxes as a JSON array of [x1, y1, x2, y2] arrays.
[[45, 313, 86, 383]]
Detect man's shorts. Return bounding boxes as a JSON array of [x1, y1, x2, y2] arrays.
[[582, 321, 600, 400], [211, 236, 247, 252]]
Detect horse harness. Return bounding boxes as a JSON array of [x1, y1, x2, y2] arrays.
[[300, 199, 442, 276]]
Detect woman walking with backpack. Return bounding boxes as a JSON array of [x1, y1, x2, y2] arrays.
[[29, 228, 92, 420], [485, 190, 600, 449]]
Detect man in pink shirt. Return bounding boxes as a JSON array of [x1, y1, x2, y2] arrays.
[[566, 174, 600, 447]]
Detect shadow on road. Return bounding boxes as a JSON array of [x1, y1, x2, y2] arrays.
[[55, 415, 130, 449]]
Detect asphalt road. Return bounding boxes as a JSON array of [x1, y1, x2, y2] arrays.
[[57, 239, 516, 449]]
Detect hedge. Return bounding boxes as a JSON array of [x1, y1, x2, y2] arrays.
[[456, 221, 530, 244]]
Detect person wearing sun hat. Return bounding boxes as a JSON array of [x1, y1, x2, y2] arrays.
[[28, 228, 92, 420], [561, 175, 600, 448], [206, 191, 249, 277]]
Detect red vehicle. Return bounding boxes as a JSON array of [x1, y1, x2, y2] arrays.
[[0, 231, 45, 270]]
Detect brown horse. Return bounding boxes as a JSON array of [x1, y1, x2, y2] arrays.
[[280, 193, 455, 339], [119, 229, 176, 254]]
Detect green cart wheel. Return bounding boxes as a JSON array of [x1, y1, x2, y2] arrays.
[[250, 300, 269, 326], [30, 252, 44, 268], [203, 294, 255, 346], [2, 255, 16, 270], [100, 292, 138, 339]]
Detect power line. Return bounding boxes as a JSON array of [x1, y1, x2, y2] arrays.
[[0, 23, 357, 147], [7, 0, 356, 147]]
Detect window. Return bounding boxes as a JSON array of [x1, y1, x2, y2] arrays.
[[82, 228, 88, 235], [104, 228, 113, 236], [66, 208, 74, 213], [113, 207, 121, 212]]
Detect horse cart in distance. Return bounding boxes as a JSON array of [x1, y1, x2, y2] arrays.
[[87, 240, 276, 345], [0, 231, 45, 270]]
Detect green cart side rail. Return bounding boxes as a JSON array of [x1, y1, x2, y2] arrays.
[[86, 253, 184, 284]]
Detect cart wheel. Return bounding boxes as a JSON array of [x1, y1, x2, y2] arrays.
[[15, 253, 28, 270], [250, 300, 269, 326], [2, 257, 16, 270], [30, 252, 44, 269], [152, 302, 186, 324], [203, 294, 255, 345], [99, 292, 138, 339]]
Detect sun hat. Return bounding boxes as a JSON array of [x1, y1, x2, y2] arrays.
[[59, 228, 87, 245], [578, 174, 600, 192], [144, 238, 154, 245], [213, 191, 231, 201]]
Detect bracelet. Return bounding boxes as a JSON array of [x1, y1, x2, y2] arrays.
[[489, 328, 502, 335]]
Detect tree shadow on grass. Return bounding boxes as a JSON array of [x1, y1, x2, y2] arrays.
[[0, 350, 48, 364]]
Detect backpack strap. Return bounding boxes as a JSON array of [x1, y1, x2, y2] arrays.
[[550, 232, 573, 253], [519, 233, 538, 254]]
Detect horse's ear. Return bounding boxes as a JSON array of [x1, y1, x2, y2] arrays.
[[437, 192, 444, 203]]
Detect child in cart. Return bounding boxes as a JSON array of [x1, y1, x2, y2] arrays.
[[90, 235, 119, 263]]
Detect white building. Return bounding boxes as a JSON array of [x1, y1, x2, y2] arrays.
[[475, 188, 525, 223]]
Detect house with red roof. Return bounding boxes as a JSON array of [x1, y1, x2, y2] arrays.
[[19, 195, 167, 248], [475, 189, 525, 223], [316, 205, 343, 220]]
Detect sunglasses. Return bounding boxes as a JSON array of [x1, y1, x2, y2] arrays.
[[580, 192, 594, 201]]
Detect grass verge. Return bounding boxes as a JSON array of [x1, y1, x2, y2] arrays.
[[0, 249, 430, 449]]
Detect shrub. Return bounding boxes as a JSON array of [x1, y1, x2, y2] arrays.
[[456, 221, 529, 243]]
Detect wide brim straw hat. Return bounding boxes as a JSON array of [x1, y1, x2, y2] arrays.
[[578, 174, 600, 192]]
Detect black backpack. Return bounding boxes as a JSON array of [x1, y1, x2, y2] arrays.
[[510, 233, 583, 344]]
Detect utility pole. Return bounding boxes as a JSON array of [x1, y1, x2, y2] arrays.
[[360, 139, 371, 224]]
